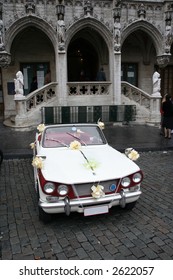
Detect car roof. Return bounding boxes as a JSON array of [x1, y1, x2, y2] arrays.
[[44, 123, 99, 128]]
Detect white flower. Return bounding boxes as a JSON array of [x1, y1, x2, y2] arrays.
[[91, 184, 105, 199], [37, 123, 45, 133], [30, 142, 35, 149], [32, 156, 44, 169], [125, 148, 140, 161], [69, 140, 81, 150], [77, 129, 84, 134], [97, 119, 105, 130]]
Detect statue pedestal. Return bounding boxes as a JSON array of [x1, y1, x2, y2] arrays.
[[14, 94, 26, 100], [14, 95, 28, 127], [151, 92, 161, 98]]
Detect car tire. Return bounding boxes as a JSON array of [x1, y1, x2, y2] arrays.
[[36, 182, 52, 223], [123, 201, 137, 210], [38, 206, 52, 223]]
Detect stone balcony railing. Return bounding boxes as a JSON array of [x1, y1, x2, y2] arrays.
[[121, 81, 162, 124], [67, 81, 111, 96], [14, 82, 58, 126], [13, 80, 161, 128]]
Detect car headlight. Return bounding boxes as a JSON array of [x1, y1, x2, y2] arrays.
[[121, 177, 131, 187], [132, 172, 142, 183], [58, 185, 69, 196], [44, 182, 55, 194]]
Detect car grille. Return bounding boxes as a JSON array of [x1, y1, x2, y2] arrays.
[[72, 179, 119, 197]]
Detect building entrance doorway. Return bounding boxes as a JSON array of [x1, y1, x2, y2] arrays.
[[67, 38, 98, 82], [121, 63, 138, 86], [160, 65, 173, 98], [21, 63, 50, 95]]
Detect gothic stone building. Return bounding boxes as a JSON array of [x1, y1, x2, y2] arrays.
[[0, 0, 173, 127]]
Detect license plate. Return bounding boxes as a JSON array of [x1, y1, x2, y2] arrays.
[[84, 205, 109, 216]]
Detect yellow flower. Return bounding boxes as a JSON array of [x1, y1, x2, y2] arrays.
[[30, 142, 35, 149], [125, 148, 140, 161], [32, 156, 44, 169], [91, 184, 105, 199], [84, 159, 99, 170], [69, 140, 81, 150], [37, 123, 45, 133]]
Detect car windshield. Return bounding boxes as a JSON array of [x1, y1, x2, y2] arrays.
[[42, 125, 106, 148]]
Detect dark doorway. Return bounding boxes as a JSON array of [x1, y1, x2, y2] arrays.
[[160, 65, 173, 98], [121, 63, 138, 86], [20, 62, 50, 95], [67, 38, 98, 81]]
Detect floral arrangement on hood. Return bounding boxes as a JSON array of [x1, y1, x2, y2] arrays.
[[97, 119, 105, 130], [32, 156, 44, 169], [83, 159, 99, 170], [37, 123, 45, 133], [91, 184, 105, 199], [69, 140, 82, 150], [30, 142, 35, 149], [125, 148, 140, 161]]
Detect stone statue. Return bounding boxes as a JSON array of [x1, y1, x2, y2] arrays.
[[0, 19, 5, 51], [14, 71, 24, 96], [114, 17, 121, 52], [57, 15, 65, 43], [165, 20, 173, 53], [152, 70, 161, 96]]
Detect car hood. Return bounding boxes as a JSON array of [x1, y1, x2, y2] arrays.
[[38, 145, 140, 184]]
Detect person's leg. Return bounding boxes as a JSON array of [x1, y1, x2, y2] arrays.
[[164, 127, 168, 138], [168, 128, 171, 138]]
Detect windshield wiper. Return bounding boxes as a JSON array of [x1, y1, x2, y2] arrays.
[[45, 137, 68, 147], [66, 132, 87, 146]]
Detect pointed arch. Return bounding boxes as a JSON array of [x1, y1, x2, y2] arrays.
[[121, 20, 164, 56], [5, 15, 57, 53], [66, 18, 113, 81], [66, 18, 113, 49]]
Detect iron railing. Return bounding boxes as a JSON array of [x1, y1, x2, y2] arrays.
[[41, 105, 136, 124]]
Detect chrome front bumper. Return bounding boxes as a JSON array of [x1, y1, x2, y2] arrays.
[[39, 189, 142, 215]]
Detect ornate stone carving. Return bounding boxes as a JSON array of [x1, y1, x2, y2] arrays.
[[0, 19, 5, 51], [56, 3, 65, 52], [113, 0, 121, 53], [25, 0, 36, 14], [114, 17, 121, 52], [0, 51, 11, 68], [84, 1, 93, 17], [157, 54, 171, 68], [164, 8, 173, 54], [137, 4, 146, 19]]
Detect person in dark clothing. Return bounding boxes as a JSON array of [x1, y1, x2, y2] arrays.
[[162, 94, 173, 139], [29, 76, 38, 93], [96, 67, 106, 81]]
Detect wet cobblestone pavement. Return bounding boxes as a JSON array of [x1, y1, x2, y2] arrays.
[[0, 150, 173, 260]]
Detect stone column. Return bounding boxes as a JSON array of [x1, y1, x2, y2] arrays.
[[57, 49, 67, 105], [113, 1, 121, 105], [113, 52, 121, 104], [149, 96, 162, 124]]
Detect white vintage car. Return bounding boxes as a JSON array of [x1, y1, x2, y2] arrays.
[[32, 123, 143, 222]]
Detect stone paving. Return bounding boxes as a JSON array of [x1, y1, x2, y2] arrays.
[[0, 150, 173, 260]]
